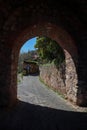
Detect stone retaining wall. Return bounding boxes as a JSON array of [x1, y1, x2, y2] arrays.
[[39, 63, 66, 96], [39, 51, 78, 104]]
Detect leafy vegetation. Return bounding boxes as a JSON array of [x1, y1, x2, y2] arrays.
[[18, 36, 65, 73], [34, 36, 65, 67]]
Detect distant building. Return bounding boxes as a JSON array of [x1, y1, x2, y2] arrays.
[[23, 60, 39, 75]]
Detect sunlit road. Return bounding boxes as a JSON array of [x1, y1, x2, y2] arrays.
[[17, 75, 76, 111], [1, 75, 87, 130]]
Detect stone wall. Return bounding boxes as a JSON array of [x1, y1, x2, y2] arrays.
[[39, 63, 66, 96], [39, 51, 78, 104], [65, 51, 78, 103]]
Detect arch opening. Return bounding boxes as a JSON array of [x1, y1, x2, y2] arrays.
[[16, 33, 78, 107], [5, 22, 79, 107]]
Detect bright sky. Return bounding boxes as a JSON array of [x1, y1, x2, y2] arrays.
[[20, 37, 36, 53]]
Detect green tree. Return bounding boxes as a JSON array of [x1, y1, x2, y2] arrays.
[[34, 36, 65, 66]]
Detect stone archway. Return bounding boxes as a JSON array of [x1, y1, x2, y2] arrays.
[[9, 23, 78, 107]]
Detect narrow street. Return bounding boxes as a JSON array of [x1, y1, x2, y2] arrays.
[[17, 75, 76, 111], [0, 75, 87, 130]]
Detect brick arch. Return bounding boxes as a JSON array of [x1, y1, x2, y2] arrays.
[[10, 22, 78, 106], [0, 0, 87, 108], [14, 23, 77, 56]]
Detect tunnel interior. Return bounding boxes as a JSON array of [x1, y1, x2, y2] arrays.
[[0, 0, 87, 108]]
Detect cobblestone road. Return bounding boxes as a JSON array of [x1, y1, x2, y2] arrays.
[[17, 75, 76, 111]]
